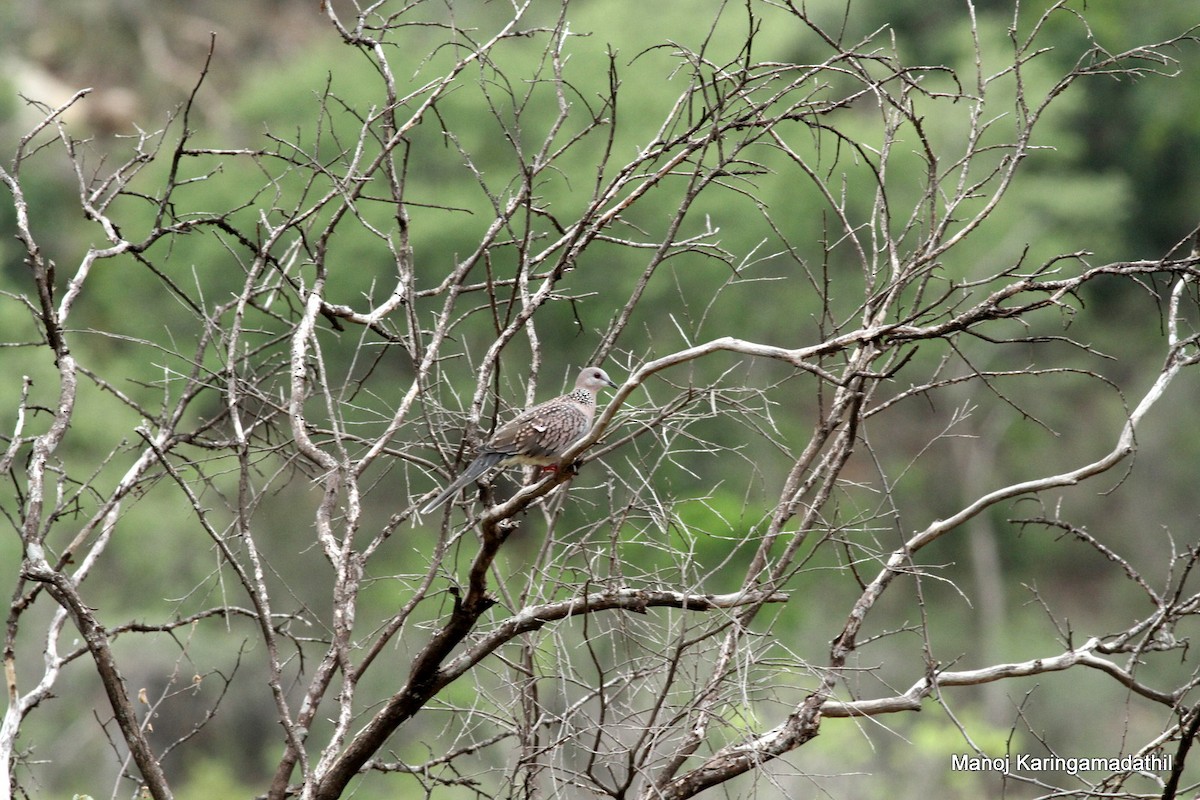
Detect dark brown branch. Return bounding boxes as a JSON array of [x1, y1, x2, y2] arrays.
[[22, 549, 173, 800]]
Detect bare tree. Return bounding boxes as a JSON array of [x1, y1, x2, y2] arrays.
[[3, 2, 1200, 799]]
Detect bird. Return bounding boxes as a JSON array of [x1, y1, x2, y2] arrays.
[[420, 366, 619, 514]]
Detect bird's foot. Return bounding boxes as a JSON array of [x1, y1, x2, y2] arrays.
[[539, 461, 582, 477]]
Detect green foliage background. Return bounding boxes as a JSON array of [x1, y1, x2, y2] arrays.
[[1, 1, 1199, 798]]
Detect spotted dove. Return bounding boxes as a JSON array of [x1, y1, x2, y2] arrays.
[[421, 366, 618, 514]]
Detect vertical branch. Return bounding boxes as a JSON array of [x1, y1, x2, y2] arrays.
[[21, 553, 173, 800]]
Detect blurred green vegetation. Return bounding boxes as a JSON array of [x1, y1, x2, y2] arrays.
[[2, 1, 1199, 798]]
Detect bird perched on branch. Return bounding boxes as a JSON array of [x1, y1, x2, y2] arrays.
[[421, 366, 618, 514]]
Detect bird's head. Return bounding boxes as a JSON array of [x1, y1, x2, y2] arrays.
[[578, 366, 618, 393]]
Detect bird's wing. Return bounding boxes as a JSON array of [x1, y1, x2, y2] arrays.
[[485, 400, 591, 464]]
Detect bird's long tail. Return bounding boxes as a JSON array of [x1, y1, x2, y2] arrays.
[[420, 452, 505, 515]]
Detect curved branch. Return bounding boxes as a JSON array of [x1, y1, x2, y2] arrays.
[[439, 588, 789, 684], [822, 637, 1179, 718], [22, 548, 173, 800]]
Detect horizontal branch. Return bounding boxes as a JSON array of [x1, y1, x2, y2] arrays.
[[822, 636, 1179, 717], [651, 636, 1176, 800], [438, 588, 790, 685]]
